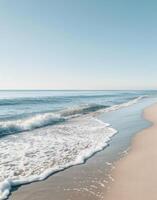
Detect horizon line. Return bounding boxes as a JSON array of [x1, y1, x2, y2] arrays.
[[0, 89, 156, 91]]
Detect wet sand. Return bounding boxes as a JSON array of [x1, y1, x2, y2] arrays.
[[105, 103, 157, 200], [10, 153, 112, 200]]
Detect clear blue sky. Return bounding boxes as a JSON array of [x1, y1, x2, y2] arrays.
[[0, 0, 156, 90]]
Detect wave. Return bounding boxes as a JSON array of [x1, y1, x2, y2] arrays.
[[0, 96, 144, 136], [0, 105, 102, 136], [96, 96, 145, 114], [0, 93, 146, 106], [0, 113, 65, 136], [0, 94, 119, 106], [0, 104, 108, 136], [0, 97, 67, 106], [60, 104, 108, 116], [0, 116, 117, 200]]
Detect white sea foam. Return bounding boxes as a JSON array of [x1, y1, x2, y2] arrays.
[[96, 96, 144, 114], [0, 113, 63, 135], [0, 115, 117, 200], [0, 104, 106, 136]]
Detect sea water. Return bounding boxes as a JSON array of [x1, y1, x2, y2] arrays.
[[0, 90, 156, 199]]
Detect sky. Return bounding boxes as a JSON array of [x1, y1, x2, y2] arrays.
[[0, 0, 156, 90]]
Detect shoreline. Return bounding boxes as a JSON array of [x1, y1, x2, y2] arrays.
[[105, 103, 157, 200], [9, 100, 155, 200]]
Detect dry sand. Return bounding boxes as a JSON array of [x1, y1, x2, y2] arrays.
[[105, 103, 157, 200]]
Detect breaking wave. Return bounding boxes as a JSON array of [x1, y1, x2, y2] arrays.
[[0, 96, 144, 136]]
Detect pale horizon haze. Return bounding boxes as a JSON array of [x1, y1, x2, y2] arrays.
[[0, 0, 157, 90]]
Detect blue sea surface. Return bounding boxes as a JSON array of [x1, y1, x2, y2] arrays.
[[0, 90, 157, 200], [0, 90, 156, 136]]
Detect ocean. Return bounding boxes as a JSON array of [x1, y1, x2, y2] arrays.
[[0, 90, 157, 199]]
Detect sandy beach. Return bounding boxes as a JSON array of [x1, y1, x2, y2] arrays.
[[105, 103, 157, 200], [8, 101, 157, 200]]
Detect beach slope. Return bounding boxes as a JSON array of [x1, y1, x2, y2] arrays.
[[105, 103, 157, 200]]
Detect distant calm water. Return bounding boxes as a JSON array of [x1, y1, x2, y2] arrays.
[[0, 90, 157, 200]]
